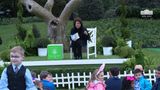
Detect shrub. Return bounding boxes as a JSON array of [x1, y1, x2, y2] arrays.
[[116, 38, 127, 47], [32, 24, 41, 38], [114, 46, 134, 58], [153, 8, 160, 19], [101, 28, 117, 47], [35, 38, 51, 48], [144, 56, 156, 70], [24, 30, 37, 56], [0, 49, 10, 62], [102, 35, 116, 47], [24, 30, 35, 48], [16, 26, 27, 41], [127, 47, 135, 58], [116, 6, 141, 18], [104, 8, 117, 18], [0, 36, 2, 45], [134, 41, 145, 66], [115, 46, 128, 58], [121, 57, 136, 71]]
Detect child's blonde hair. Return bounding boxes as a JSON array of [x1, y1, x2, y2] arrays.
[[10, 46, 25, 56], [90, 69, 99, 82]]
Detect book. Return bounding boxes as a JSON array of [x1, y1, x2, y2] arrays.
[[71, 33, 80, 41]]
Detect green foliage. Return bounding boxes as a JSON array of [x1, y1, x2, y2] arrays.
[[0, 36, 2, 45], [16, 0, 27, 41], [144, 56, 156, 70], [121, 28, 131, 40], [116, 38, 127, 47], [16, 26, 27, 41], [121, 57, 136, 71], [122, 56, 157, 71], [116, 6, 141, 18], [23, 30, 38, 56], [119, 0, 127, 27], [101, 28, 117, 47], [35, 38, 51, 48], [134, 41, 145, 66], [24, 30, 35, 48], [153, 8, 160, 19], [32, 24, 41, 38], [16, 0, 23, 25], [0, 67, 5, 75], [0, 49, 10, 62], [114, 46, 134, 58], [104, 8, 117, 18], [78, 0, 104, 20], [126, 6, 141, 18]]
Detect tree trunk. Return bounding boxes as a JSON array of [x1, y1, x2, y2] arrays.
[[21, 0, 81, 50]]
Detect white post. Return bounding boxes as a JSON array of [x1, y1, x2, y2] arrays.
[[67, 73, 71, 89], [153, 70, 156, 82], [55, 74, 59, 87], [71, 73, 75, 90], [77, 72, 80, 86], [61, 73, 65, 87], [148, 70, 152, 83], [83, 72, 86, 86]]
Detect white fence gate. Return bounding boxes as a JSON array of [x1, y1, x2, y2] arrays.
[[38, 70, 156, 90]]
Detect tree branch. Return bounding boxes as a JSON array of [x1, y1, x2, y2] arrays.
[[59, 0, 82, 24], [21, 0, 56, 22], [44, 0, 54, 12]]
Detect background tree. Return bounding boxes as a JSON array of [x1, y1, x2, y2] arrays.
[[0, 36, 2, 45], [20, 0, 81, 47], [16, 0, 27, 41], [78, 0, 104, 20]]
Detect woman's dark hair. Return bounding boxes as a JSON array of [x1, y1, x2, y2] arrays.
[[73, 17, 83, 29], [121, 77, 132, 90]]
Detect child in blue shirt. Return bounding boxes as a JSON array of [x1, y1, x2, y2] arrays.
[[134, 69, 152, 90], [40, 71, 56, 90]]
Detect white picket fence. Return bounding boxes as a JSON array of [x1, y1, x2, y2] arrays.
[[38, 70, 156, 90]]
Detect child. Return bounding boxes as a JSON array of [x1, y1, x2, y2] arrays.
[[105, 67, 122, 90], [0, 46, 37, 90], [135, 65, 143, 71], [134, 69, 152, 90], [31, 71, 43, 90], [34, 80, 43, 90], [40, 71, 55, 90], [86, 64, 106, 90], [152, 65, 160, 90], [121, 76, 135, 90]]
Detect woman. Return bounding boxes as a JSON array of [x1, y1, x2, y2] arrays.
[[70, 17, 90, 59]]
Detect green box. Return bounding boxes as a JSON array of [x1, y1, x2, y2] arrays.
[[47, 44, 63, 60]]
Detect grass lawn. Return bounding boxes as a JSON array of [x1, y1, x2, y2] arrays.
[[143, 48, 160, 61], [25, 53, 120, 61]]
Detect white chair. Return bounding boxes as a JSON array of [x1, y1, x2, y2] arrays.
[[86, 27, 97, 59], [70, 27, 97, 59]]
